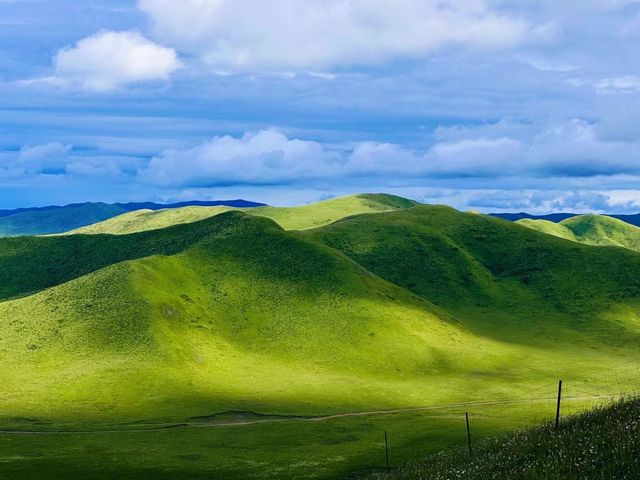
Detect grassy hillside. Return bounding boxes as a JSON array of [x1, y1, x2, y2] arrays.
[[516, 218, 577, 241], [2, 204, 640, 423], [0, 203, 127, 236], [518, 214, 640, 251], [366, 397, 640, 480], [0, 211, 484, 422], [2, 199, 640, 478], [0, 200, 264, 237], [305, 206, 640, 314], [68, 193, 419, 234], [66, 206, 237, 236]]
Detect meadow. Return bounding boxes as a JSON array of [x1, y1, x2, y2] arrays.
[[0, 194, 639, 479], [0, 397, 604, 479]]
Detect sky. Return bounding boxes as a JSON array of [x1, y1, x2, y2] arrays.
[[1, 0, 640, 212]]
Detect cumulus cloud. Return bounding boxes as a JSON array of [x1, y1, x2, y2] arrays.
[[137, 0, 534, 72], [16, 143, 73, 175], [51, 30, 181, 91], [0, 143, 142, 179], [140, 120, 640, 190], [142, 129, 342, 187]]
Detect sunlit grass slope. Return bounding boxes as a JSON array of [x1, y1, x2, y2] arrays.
[[518, 214, 640, 252], [0, 203, 127, 236], [250, 193, 420, 230], [68, 193, 418, 234], [368, 397, 640, 480], [1, 202, 640, 428], [516, 218, 577, 242], [67, 206, 236, 235], [0, 211, 491, 423]]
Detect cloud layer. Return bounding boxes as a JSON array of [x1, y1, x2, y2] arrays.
[[52, 30, 181, 91], [2, 0, 640, 212], [140, 121, 640, 189], [138, 0, 535, 72]]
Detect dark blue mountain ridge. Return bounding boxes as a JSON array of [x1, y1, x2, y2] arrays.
[[0, 199, 265, 219]]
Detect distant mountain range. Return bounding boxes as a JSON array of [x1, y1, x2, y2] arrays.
[[0, 200, 265, 237], [491, 212, 640, 227]]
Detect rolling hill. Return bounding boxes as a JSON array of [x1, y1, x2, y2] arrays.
[[67, 193, 419, 234], [0, 210, 474, 422], [1, 200, 640, 427], [517, 214, 640, 252], [492, 211, 640, 227], [0, 199, 264, 237]]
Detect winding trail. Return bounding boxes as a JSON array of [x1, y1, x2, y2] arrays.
[[0, 394, 617, 436]]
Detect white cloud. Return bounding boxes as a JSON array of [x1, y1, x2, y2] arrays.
[[138, 0, 534, 72], [594, 75, 640, 95], [52, 30, 181, 91], [142, 129, 341, 187], [16, 143, 72, 175], [0, 143, 142, 178], [140, 121, 640, 189]]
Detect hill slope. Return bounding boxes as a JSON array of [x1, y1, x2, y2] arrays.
[[366, 397, 640, 480], [68, 193, 418, 234], [0, 200, 264, 237], [0, 211, 483, 422], [304, 206, 640, 347], [517, 214, 640, 251], [2, 204, 640, 425]]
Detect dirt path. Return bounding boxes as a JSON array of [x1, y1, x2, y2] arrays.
[[0, 394, 616, 436]]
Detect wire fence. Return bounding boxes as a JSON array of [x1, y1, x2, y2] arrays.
[[0, 355, 638, 480], [363, 355, 640, 476]]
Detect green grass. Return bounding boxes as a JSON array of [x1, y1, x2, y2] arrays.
[[67, 193, 419, 234], [0, 397, 602, 480], [2, 197, 640, 478], [518, 214, 640, 252], [365, 396, 640, 480], [0, 203, 127, 237]]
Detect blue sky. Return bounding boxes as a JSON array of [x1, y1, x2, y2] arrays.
[[1, 0, 640, 212]]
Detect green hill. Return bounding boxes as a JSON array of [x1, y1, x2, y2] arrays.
[[2, 204, 640, 424], [66, 206, 236, 236], [0, 203, 128, 236], [0, 211, 470, 422], [305, 206, 640, 316], [517, 214, 640, 251], [67, 193, 419, 234], [367, 397, 640, 480], [0, 200, 264, 237], [516, 218, 577, 242], [2, 199, 640, 478]]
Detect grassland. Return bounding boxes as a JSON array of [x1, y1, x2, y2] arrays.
[[0, 200, 265, 237], [365, 397, 640, 480], [68, 193, 419, 234], [0, 398, 599, 480], [1, 197, 640, 478], [518, 214, 640, 251]]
